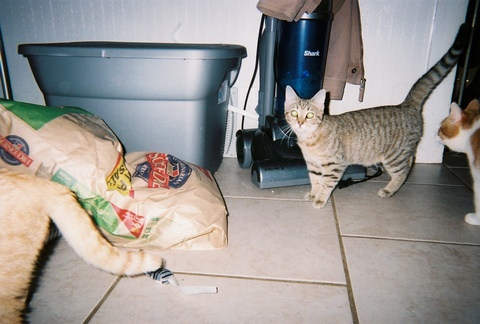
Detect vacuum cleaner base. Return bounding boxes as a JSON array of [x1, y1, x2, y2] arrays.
[[251, 159, 309, 189], [251, 159, 366, 189]]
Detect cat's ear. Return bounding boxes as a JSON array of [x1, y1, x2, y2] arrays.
[[311, 89, 326, 108], [449, 102, 464, 123], [285, 86, 299, 106], [465, 99, 480, 114]]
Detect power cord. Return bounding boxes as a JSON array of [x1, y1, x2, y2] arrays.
[[241, 14, 265, 130], [338, 166, 383, 189]]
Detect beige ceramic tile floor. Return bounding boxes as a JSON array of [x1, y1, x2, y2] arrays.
[[28, 151, 480, 323]]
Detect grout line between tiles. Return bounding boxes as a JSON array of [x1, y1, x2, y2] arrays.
[[341, 234, 480, 247], [406, 181, 467, 187], [222, 195, 308, 201], [445, 165, 473, 190], [83, 276, 122, 324], [222, 182, 466, 202], [348, 181, 467, 189], [223, 195, 335, 208], [171, 271, 347, 288], [331, 195, 359, 324]]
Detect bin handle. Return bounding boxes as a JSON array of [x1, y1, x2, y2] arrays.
[[227, 61, 242, 88]]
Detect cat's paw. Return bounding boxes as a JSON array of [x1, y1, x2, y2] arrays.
[[465, 213, 480, 225], [312, 199, 327, 209], [377, 188, 392, 198], [305, 192, 315, 201]]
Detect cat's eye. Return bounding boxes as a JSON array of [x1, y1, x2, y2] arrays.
[[306, 112, 315, 119], [290, 110, 298, 118]]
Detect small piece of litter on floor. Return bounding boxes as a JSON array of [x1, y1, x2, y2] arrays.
[[146, 268, 218, 295]]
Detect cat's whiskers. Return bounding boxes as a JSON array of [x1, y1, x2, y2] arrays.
[[279, 123, 295, 144]]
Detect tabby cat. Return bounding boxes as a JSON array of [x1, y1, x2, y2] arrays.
[[438, 99, 480, 225], [0, 168, 164, 323], [284, 25, 468, 208]]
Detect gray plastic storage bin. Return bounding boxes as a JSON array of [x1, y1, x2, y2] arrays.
[[18, 42, 247, 172]]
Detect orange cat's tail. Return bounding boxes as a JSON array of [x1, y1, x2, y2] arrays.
[[47, 186, 164, 276]]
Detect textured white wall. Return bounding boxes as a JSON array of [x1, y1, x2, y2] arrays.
[[0, 0, 468, 162]]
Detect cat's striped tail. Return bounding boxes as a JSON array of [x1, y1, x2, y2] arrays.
[[403, 24, 469, 108]]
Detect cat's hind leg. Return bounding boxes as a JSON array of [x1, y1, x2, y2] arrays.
[[379, 154, 413, 198]]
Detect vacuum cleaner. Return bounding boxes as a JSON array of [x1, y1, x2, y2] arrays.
[[236, 1, 366, 189]]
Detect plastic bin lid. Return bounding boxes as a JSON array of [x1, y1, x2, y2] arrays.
[[18, 42, 247, 60]]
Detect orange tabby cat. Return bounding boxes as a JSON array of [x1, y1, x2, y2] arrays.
[[438, 99, 480, 225], [0, 168, 164, 323]]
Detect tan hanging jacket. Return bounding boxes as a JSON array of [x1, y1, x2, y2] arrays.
[[257, 0, 365, 101]]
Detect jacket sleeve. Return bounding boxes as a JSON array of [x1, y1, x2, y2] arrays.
[[324, 0, 365, 101]]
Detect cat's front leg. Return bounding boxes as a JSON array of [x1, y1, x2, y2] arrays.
[[466, 177, 480, 225], [465, 213, 480, 225], [311, 179, 337, 208], [305, 171, 322, 202], [305, 192, 316, 201], [312, 196, 329, 208], [465, 179, 480, 225], [309, 166, 345, 208]]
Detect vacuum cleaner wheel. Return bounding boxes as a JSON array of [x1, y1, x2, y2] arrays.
[[236, 129, 256, 169]]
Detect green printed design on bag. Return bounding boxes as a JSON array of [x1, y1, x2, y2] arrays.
[[0, 99, 92, 130], [51, 168, 120, 233]]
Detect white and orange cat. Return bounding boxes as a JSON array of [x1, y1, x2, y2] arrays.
[[438, 99, 480, 225], [0, 168, 165, 323]]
